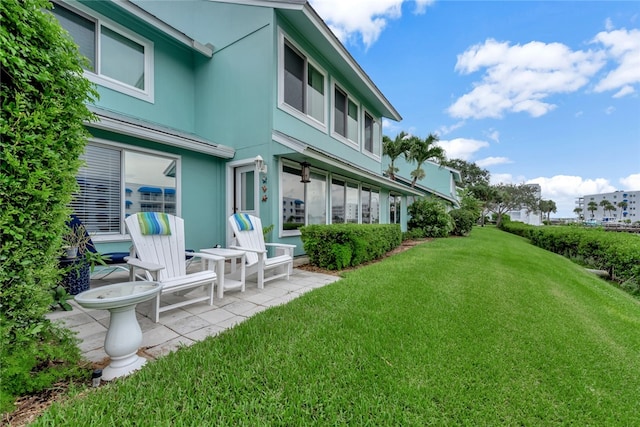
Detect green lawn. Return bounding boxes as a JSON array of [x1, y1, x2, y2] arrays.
[[37, 227, 640, 425]]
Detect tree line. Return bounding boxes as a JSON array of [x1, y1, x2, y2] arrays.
[[383, 132, 557, 226]]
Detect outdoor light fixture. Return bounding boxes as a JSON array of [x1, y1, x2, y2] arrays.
[[254, 155, 267, 174], [300, 161, 311, 183]]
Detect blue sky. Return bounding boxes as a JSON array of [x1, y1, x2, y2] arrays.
[[309, 0, 640, 217]]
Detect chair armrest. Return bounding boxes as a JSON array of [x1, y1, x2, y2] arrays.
[[265, 243, 296, 249], [126, 258, 165, 273]]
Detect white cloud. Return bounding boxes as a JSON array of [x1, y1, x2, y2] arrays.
[[448, 39, 606, 119], [593, 28, 640, 94], [484, 129, 500, 143], [308, 0, 433, 48], [476, 156, 511, 168], [575, 111, 584, 118], [437, 120, 466, 136], [620, 173, 640, 189], [605, 106, 616, 114], [613, 85, 635, 98], [605, 18, 614, 31], [436, 137, 489, 160]]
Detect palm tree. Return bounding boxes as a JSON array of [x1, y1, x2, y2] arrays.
[[587, 201, 598, 218], [382, 132, 411, 181], [617, 201, 628, 221], [539, 199, 557, 223], [573, 207, 583, 220], [406, 133, 445, 188]]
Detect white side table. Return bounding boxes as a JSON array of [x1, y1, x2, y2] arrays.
[[201, 248, 246, 298]]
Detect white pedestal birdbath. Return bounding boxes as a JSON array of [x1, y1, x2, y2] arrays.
[[75, 281, 162, 381]]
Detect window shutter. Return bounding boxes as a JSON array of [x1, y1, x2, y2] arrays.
[[71, 144, 122, 234]]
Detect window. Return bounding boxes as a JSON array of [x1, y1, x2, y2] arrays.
[[334, 86, 358, 142], [330, 179, 358, 223], [71, 142, 178, 236], [363, 112, 381, 157], [361, 187, 380, 224], [51, 2, 153, 101], [282, 41, 325, 124], [390, 194, 401, 224], [281, 165, 305, 231]]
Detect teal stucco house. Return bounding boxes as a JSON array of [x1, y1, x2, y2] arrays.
[[50, 0, 461, 256]]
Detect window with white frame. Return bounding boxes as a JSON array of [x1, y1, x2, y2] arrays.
[[281, 163, 328, 234], [71, 142, 178, 235], [363, 112, 381, 157], [282, 40, 326, 124], [51, 1, 154, 101], [334, 86, 358, 143], [330, 178, 359, 223], [361, 187, 380, 224]]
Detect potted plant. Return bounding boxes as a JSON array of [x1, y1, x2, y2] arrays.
[[62, 222, 92, 259], [59, 218, 106, 295]]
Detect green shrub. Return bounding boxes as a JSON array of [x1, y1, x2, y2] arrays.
[[407, 198, 453, 238], [0, 0, 97, 412], [449, 209, 476, 236], [300, 224, 401, 270]]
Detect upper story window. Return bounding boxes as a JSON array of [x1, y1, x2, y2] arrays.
[[333, 85, 358, 144], [51, 1, 154, 102], [281, 38, 326, 126], [363, 111, 381, 157]]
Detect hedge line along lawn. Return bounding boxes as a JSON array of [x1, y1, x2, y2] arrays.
[[36, 227, 640, 425]]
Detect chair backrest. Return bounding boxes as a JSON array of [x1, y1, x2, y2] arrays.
[[125, 213, 187, 281], [228, 214, 265, 266]]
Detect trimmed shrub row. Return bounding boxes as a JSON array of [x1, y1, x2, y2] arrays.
[[300, 224, 402, 270], [501, 222, 640, 294]]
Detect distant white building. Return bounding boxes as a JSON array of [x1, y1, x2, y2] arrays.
[[507, 183, 542, 226], [577, 190, 640, 222]]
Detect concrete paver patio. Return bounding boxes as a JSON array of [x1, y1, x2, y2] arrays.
[[47, 260, 339, 365]]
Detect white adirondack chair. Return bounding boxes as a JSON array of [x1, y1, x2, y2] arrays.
[[125, 213, 224, 322], [228, 214, 295, 289]]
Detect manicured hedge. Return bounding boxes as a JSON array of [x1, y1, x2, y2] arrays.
[[1, 0, 96, 411], [501, 222, 640, 294], [300, 224, 402, 270]]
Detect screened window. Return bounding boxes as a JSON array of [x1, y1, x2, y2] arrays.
[[71, 143, 178, 235], [334, 86, 358, 142], [283, 41, 325, 123], [51, 2, 153, 100]]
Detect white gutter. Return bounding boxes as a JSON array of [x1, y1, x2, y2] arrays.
[[272, 130, 423, 196], [87, 107, 235, 159], [118, 1, 214, 57]]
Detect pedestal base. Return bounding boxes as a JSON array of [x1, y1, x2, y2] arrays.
[[102, 354, 148, 381]]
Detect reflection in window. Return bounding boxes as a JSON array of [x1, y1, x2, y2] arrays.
[[390, 194, 401, 225], [346, 182, 358, 223], [71, 144, 177, 234], [283, 41, 325, 123], [361, 187, 379, 224], [281, 165, 305, 230], [101, 27, 144, 89], [307, 172, 327, 224], [331, 179, 345, 223]]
